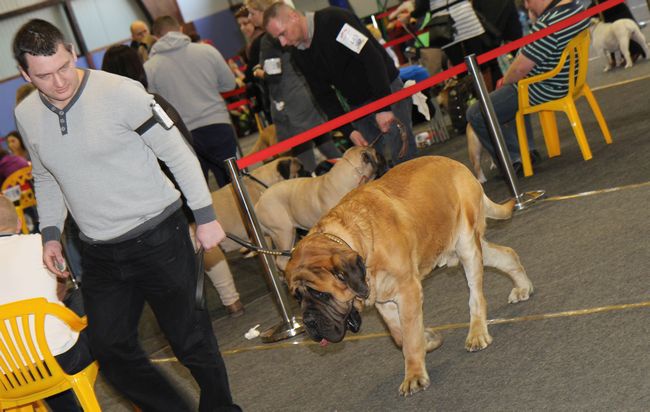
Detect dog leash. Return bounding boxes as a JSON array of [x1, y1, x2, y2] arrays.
[[195, 246, 206, 310], [225, 233, 293, 256], [240, 171, 269, 189], [368, 119, 409, 158]]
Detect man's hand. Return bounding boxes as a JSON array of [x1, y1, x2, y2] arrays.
[[195, 220, 226, 250], [496, 77, 505, 89], [350, 130, 368, 147], [43, 240, 69, 278], [375, 111, 396, 133]]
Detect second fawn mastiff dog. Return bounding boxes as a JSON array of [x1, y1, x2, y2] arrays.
[[285, 156, 534, 396], [255, 146, 384, 270]]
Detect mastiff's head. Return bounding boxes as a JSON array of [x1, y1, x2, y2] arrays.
[[340, 146, 388, 182], [285, 234, 369, 345]]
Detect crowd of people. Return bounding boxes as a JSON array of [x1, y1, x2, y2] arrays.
[[1, 0, 646, 410]]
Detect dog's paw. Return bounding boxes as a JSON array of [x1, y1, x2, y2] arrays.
[[465, 331, 492, 352], [424, 329, 444, 353], [508, 282, 534, 303], [624, 63, 633, 69], [399, 373, 430, 396]]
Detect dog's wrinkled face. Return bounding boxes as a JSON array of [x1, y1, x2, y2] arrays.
[[342, 146, 387, 181], [285, 235, 369, 344]]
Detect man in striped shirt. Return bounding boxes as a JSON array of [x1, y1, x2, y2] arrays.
[[467, 0, 590, 176]]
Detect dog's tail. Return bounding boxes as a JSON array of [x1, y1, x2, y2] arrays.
[[483, 195, 515, 220]]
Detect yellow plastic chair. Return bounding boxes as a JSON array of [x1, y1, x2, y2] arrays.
[[0, 298, 100, 412], [1, 166, 36, 234], [515, 29, 612, 177]]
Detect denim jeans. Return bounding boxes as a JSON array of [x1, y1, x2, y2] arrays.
[[191, 123, 238, 188], [81, 209, 240, 412], [352, 77, 417, 167], [466, 84, 535, 163]]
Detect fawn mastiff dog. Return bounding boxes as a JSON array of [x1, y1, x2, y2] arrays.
[[285, 156, 534, 396], [255, 146, 384, 270]]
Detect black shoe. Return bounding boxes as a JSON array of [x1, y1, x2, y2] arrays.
[[530, 149, 541, 165]]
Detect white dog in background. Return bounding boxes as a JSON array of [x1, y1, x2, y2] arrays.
[[591, 18, 649, 71]]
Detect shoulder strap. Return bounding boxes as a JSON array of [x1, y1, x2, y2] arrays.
[[135, 116, 157, 136]]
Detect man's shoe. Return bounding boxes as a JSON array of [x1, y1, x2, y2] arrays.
[[225, 300, 245, 318], [530, 149, 542, 165]]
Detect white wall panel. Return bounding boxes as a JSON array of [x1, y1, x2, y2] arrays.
[[177, 0, 230, 22], [70, 0, 146, 50]]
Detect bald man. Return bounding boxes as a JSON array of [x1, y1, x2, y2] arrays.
[[130, 20, 150, 50]]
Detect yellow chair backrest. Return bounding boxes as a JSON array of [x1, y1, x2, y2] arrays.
[[518, 29, 591, 108], [0, 298, 100, 411], [1, 166, 36, 234], [1, 166, 35, 210]]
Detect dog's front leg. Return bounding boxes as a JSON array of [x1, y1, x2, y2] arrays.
[[389, 279, 433, 396], [458, 236, 492, 352]]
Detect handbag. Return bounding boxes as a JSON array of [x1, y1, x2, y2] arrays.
[[428, 13, 456, 47]]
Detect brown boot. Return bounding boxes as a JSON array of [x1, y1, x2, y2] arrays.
[[225, 300, 245, 318]]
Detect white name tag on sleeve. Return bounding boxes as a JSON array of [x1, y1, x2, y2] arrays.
[[336, 23, 368, 54], [263, 57, 282, 75]]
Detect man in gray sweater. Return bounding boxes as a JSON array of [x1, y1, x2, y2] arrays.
[[145, 15, 238, 187], [13, 19, 240, 411]]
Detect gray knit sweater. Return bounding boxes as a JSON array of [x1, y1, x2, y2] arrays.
[[15, 69, 215, 243], [144, 32, 236, 130]]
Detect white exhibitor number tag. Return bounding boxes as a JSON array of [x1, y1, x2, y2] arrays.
[[263, 58, 282, 75], [336, 23, 368, 54], [151, 101, 174, 130]]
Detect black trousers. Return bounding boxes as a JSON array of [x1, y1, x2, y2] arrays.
[[80, 210, 240, 412], [191, 123, 238, 188]]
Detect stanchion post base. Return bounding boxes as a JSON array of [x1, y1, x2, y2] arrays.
[[260, 316, 304, 343], [514, 190, 546, 211]]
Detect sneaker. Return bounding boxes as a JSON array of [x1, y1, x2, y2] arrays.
[[225, 300, 245, 318]]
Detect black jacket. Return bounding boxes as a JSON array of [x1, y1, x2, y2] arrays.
[[292, 7, 400, 122]]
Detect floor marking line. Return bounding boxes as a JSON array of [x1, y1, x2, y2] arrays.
[[591, 73, 650, 92], [542, 181, 650, 202], [150, 300, 650, 362]]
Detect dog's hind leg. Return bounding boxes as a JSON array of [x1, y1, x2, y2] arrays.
[[630, 28, 649, 59], [481, 240, 534, 303], [617, 32, 633, 68], [457, 232, 492, 352]]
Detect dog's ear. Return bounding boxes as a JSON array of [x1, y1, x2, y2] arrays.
[[333, 253, 369, 299], [291, 158, 307, 178], [362, 148, 388, 178], [277, 158, 305, 179], [277, 159, 291, 180]]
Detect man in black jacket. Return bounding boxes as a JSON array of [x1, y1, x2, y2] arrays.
[[263, 3, 417, 165]]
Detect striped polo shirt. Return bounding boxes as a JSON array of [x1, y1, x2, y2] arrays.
[[520, 2, 589, 106]]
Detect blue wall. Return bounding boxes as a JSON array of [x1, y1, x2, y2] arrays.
[[193, 8, 245, 60]]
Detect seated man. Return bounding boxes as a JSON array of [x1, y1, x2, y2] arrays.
[[0, 195, 93, 411], [466, 0, 589, 175]]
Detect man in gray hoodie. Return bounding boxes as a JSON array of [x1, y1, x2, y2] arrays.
[[145, 16, 238, 187]]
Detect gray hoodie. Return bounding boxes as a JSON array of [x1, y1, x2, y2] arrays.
[[144, 32, 236, 131]]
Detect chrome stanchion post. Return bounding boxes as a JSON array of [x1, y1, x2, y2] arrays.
[[464, 54, 545, 210], [225, 158, 304, 342]]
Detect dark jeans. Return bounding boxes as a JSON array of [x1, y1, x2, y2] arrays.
[[466, 84, 535, 163], [191, 123, 238, 188], [80, 210, 240, 412], [352, 77, 417, 167], [46, 332, 94, 412]]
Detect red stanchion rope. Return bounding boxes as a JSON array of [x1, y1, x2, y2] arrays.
[[236, 0, 624, 169]]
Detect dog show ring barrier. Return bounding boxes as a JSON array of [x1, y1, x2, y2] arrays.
[[464, 54, 546, 210], [225, 158, 304, 342], [224, 0, 624, 343]]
